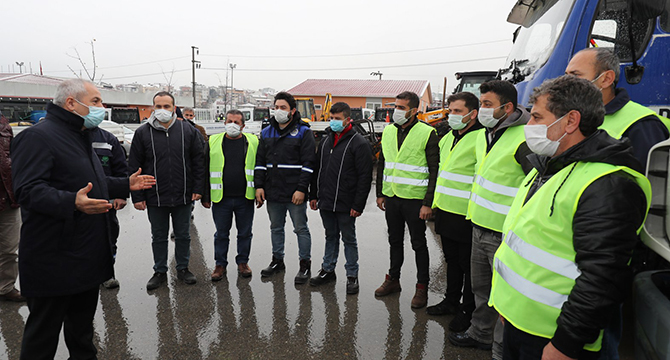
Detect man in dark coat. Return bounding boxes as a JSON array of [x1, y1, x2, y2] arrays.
[[0, 110, 23, 302], [308, 102, 372, 294], [11, 79, 155, 359], [129, 91, 205, 290]]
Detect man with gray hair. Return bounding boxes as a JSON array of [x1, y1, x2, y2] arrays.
[[488, 75, 650, 360], [11, 79, 155, 359], [566, 48, 669, 166]]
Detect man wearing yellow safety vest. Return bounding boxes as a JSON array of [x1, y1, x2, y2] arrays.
[[374, 91, 439, 309], [566, 48, 669, 167], [202, 110, 258, 280], [426, 92, 483, 333], [489, 75, 650, 360], [449, 80, 532, 358], [566, 47, 670, 360]]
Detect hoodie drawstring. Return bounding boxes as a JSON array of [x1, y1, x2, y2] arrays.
[[549, 162, 578, 217]]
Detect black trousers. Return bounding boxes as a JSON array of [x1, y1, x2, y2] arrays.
[[503, 320, 600, 360], [435, 210, 475, 313], [21, 287, 99, 360], [385, 196, 429, 284]]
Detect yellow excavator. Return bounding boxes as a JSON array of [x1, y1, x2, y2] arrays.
[[294, 93, 332, 123]]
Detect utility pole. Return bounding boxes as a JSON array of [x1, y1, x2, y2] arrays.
[[191, 46, 200, 107], [371, 71, 382, 80], [229, 63, 237, 107]]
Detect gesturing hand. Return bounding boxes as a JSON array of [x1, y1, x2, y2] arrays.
[[75, 183, 113, 214], [129, 168, 156, 191]]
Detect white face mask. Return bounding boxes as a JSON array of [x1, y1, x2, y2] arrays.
[[154, 109, 173, 123], [274, 109, 290, 124], [524, 114, 568, 157], [393, 109, 410, 125], [478, 104, 507, 128], [225, 123, 242, 137], [448, 110, 474, 130]]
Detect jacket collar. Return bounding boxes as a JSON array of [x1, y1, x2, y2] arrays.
[[605, 88, 630, 115], [46, 102, 85, 131]]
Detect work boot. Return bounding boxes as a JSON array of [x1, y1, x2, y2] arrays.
[[295, 259, 311, 284], [238, 263, 252, 278], [211, 265, 226, 281], [449, 309, 473, 332], [102, 277, 120, 289], [374, 274, 401, 296], [426, 297, 458, 315], [448, 332, 492, 350], [411, 283, 428, 309], [260, 257, 285, 277], [0, 288, 25, 302], [346, 277, 360, 295], [309, 268, 336, 286], [177, 268, 197, 285], [146, 272, 167, 290]]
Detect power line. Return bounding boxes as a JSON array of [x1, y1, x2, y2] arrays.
[[46, 56, 191, 74], [201, 56, 508, 72], [200, 39, 510, 59], [104, 68, 190, 80]]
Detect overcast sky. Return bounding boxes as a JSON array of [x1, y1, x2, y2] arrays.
[[4, 0, 520, 93]]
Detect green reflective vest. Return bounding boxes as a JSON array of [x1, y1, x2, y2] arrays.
[[466, 125, 526, 232], [432, 129, 483, 215], [381, 121, 436, 200], [209, 132, 259, 202], [601, 100, 670, 139], [489, 162, 651, 352]]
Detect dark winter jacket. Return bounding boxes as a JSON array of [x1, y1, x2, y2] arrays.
[[255, 111, 316, 203], [91, 127, 128, 179], [524, 130, 647, 358], [310, 125, 373, 213], [11, 103, 130, 297], [0, 111, 18, 211], [606, 88, 669, 166], [129, 113, 205, 207]]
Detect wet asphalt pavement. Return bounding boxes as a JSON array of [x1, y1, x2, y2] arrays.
[[0, 189, 635, 359]]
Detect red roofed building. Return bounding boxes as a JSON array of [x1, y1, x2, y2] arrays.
[[287, 79, 432, 119]]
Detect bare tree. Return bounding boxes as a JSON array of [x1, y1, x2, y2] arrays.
[[66, 39, 101, 83], [160, 64, 176, 93]]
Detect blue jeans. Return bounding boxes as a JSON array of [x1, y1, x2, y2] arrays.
[[211, 197, 254, 267], [266, 201, 311, 261], [147, 204, 191, 273], [319, 210, 359, 277]]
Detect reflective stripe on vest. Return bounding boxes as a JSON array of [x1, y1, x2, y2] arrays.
[[601, 100, 670, 139], [489, 162, 651, 352], [466, 125, 526, 232], [381, 122, 435, 200], [208, 132, 259, 202], [433, 129, 482, 215]]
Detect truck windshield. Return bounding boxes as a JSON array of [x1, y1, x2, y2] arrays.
[[503, 0, 575, 80]]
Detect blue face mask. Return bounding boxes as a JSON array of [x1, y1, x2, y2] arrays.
[[75, 99, 106, 128], [330, 119, 345, 133]]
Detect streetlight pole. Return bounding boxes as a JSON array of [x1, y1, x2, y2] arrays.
[[191, 46, 200, 107], [16, 62, 24, 74], [229, 63, 237, 107], [371, 71, 382, 80]]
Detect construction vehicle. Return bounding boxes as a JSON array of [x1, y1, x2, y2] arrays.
[[453, 71, 498, 97], [294, 97, 317, 123], [500, 0, 670, 358]]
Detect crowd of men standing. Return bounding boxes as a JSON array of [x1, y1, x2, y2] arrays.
[[2, 47, 669, 359]]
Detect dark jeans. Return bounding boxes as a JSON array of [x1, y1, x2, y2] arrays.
[[147, 204, 192, 273], [212, 197, 254, 266], [503, 320, 600, 360], [109, 208, 119, 258], [384, 196, 429, 285], [266, 201, 311, 261], [319, 210, 359, 277], [21, 287, 99, 360], [597, 305, 622, 360], [439, 233, 474, 313]]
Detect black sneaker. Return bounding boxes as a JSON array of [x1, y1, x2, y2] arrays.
[[294, 259, 311, 284], [260, 257, 285, 277], [346, 277, 359, 294], [177, 268, 197, 285], [146, 272, 167, 290], [309, 269, 336, 286], [426, 297, 459, 316], [448, 331, 491, 350]]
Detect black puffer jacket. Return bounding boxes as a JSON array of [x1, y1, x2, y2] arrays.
[[129, 114, 205, 207], [309, 125, 373, 213], [524, 130, 647, 358], [11, 103, 129, 297], [255, 111, 316, 203]]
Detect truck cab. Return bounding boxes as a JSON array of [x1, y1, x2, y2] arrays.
[[501, 0, 669, 116]]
